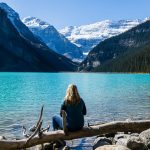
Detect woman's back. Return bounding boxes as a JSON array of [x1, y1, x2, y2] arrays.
[[61, 98, 86, 131], [52, 84, 86, 131]]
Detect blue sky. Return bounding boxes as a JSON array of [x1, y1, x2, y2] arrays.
[[1, 0, 150, 29]]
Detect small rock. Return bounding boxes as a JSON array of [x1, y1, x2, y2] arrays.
[[0, 136, 6, 140], [95, 145, 130, 150], [114, 133, 130, 143], [105, 133, 116, 138], [130, 133, 139, 137], [93, 137, 112, 149], [147, 142, 150, 148], [127, 136, 147, 150], [139, 129, 150, 148], [44, 143, 53, 150], [116, 138, 128, 147], [62, 146, 70, 150], [52, 140, 66, 149]]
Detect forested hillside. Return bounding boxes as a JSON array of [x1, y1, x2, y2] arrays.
[[80, 20, 150, 72]]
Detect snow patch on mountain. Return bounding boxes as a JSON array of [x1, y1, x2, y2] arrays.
[[60, 19, 144, 53], [23, 17, 83, 61], [22, 17, 50, 29]]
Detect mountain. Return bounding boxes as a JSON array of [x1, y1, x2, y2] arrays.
[[60, 19, 144, 54], [80, 20, 150, 72], [22, 17, 83, 62], [95, 44, 150, 73], [0, 3, 77, 72]]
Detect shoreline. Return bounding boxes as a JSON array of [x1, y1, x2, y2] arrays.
[[0, 71, 150, 74], [0, 123, 149, 150]]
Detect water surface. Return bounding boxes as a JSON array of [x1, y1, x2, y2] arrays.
[[0, 73, 149, 138]]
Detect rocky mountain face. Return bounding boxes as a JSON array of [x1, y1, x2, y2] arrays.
[[0, 3, 77, 72], [79, 20, 150, 72], [60, 19, 144, 54], [22, 17, 83, 62]]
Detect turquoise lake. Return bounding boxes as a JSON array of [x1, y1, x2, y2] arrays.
[[0, 73, 150, 138]]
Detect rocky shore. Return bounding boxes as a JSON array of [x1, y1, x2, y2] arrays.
[[27, 128, 150, 150]]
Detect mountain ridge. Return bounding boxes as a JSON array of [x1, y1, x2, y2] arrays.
[[22, 17, 83, 62], [60, 19, 146, 54], [79, 20, 150, 72], [0, 3, 77, 72]]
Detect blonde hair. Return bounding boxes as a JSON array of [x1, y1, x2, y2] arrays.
[[64, 84, 81, 105]]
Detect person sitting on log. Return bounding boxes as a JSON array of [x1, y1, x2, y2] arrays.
[[52, 84, 87, 131]]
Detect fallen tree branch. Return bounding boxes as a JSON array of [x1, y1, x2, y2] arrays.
[[29, 105, 44, 132], [26, 121, 43, 144], [0, 120, 149, 150], [22, 126, 30, 138], [22, 105, 44, 139], [40, 124, 50, 133]]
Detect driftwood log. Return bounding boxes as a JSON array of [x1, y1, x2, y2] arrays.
[[0, 106, 149, 150], [0, 120, 149, 149]]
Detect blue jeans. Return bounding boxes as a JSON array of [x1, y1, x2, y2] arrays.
[[52, 115, 63, 130]]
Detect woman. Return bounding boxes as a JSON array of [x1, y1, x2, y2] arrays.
[[52, 84, 86, 131]]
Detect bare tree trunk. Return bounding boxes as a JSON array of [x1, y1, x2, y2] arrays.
[[0, 120, 149, 150]]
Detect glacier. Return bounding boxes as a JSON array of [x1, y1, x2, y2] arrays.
[[60, 19, 145, 53]]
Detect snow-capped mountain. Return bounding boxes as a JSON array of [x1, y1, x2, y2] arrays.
[[80, 20, 150, 72], [22, 17, 83, 61], [60, 19, 144, 54], [0, 3, 77, 72]]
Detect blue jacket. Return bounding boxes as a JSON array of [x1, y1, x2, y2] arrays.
[[60, 98, 86, 131]]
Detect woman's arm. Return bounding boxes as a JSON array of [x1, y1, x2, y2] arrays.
[[82, 100, 87, 115], [60, 102, 66, 117]]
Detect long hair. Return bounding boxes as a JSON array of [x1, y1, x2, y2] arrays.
[[64, 84, 81, 105]]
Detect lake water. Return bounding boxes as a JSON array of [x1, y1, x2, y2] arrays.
[[0, 73, 150, 138]]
